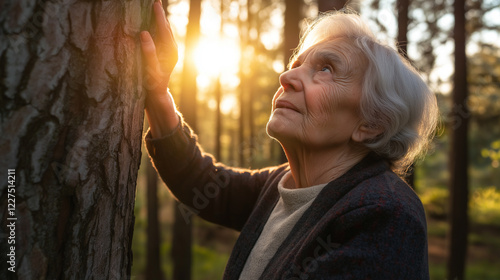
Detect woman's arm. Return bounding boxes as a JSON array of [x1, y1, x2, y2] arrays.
[[140, 1, 288, 230], [141, 1, 179, 138], [144, 121, 287, 230]]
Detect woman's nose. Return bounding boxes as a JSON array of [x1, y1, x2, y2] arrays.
[[279, 68, 303, 92]]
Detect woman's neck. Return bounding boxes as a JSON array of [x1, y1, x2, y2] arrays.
[[283, 143, 369, 189]]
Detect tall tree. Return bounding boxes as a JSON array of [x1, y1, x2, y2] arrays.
[[215, 0, 225, 160], [238, 0, 249, 167], [144, 2, 169, 278], [239, 0, 258, 167], [318, 0, 348, 12], [284, 0, 302, 72], [171, 0, 201, 279], [0, 0, 150, 278], [396, 0, 410, 59], [446, 0, 469, 278], [146, 151, 164, 280], [281, 0, 303, 163], [396, 0, 415, 188]]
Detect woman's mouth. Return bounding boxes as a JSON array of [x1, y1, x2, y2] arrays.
[[275, 100, 300, 113]]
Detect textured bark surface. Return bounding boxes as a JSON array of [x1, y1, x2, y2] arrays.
[[0, 0, 152, 278]]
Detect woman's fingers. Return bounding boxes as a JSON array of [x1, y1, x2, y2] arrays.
[[140, 31, 165, 92], [153, 1, 178, 72]]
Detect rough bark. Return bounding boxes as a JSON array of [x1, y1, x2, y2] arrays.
[[446, 0, 469, 278], [0, 0, 152, 279]]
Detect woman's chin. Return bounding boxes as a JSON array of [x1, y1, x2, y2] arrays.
[[266, 118, 293, 144]]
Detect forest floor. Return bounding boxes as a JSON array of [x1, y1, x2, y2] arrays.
[[131, 212, 500, 280], [193, 217, 500, 280], [427, 218, 500, 279]]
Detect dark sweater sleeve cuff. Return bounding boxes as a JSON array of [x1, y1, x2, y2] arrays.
[[144, 116, 198, 174]]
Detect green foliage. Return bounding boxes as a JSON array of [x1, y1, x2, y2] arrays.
[[427, 218, 500, 280], [469, 186, 500, 226], [429, 261, 500, 280], [468, 44, 500, 121], [420, 186, 500, 227], [420, 188, 449, 219], [192, 244, 230, 280], [429, 262, 446, 280], [481, 140, 500, 168], [465, 262, 500, 280], [131, 216, 231, 280]]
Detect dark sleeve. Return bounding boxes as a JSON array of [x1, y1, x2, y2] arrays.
[[144, 118, 285, 231], [299, 199, 429, 279]]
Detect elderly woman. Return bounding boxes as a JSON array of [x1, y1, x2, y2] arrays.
[[141, 2, 437, 279]]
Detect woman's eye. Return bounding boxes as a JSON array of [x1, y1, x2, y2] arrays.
[[320, 65, 332, 73]]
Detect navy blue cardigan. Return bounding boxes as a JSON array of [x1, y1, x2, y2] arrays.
[[145, 121, 430, 280]]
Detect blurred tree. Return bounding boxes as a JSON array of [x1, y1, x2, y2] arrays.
[[240, 0, 283, 167], [238, 0, 253, 167], [468, 43, 500, 176], [318, 0, 348, 12], [468, 44, 500, 123], [408, 0, 451, 81], [215, 1, 224, 160], [447, 0, 469, 278], [279, 0, 304, 163], [172, 0, 202, 279], [284, 0, 302, 70], [238, 0, 248, 166], [396, 0, 415, 188], [0, 0, 150, 279], [146, 146, 165, 280], [144, 1, 168, 277]]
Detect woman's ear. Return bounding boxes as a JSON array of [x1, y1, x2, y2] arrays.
[[352, 123, 384, 143]]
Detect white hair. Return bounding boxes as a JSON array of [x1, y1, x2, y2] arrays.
[[291, 11, 439, 174]]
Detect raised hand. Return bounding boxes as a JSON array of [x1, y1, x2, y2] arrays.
[[141, 0, 180, 138]]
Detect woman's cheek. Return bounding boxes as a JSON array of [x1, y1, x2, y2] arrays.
[[314, 85, 338, 117]]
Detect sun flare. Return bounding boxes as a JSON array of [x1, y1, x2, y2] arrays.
[[193, 37, 240, 77]]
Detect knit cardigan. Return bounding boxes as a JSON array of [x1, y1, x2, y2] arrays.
[[145, 120, 430, 280]]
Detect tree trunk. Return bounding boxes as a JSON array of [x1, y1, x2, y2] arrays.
[[144, 2, 169, 279], [447, 0, 469, 278], [317, 0, 348, 12], [215, 0, 224, 160], [0, 0, 151, 279], [280, 0, 303, 163], [238, 0, 248, 167], [171, 0, 201, 279], [396, 0, 415, 188], [215, 76, 222, 160], [172, 203, 192, 280], [146, 146, 164, 280], [246, 0, 256, 167]]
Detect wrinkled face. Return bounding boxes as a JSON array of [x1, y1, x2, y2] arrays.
[[266, 37, 368, 150]]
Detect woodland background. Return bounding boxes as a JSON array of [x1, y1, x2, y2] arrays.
[[0, 0, 499, 279], [132, 0, 500, 279]]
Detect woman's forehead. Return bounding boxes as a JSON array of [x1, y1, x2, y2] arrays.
[[297, 38, 363, 64]]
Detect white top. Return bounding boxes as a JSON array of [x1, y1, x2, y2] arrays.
[[238, 171, 328, 279]]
